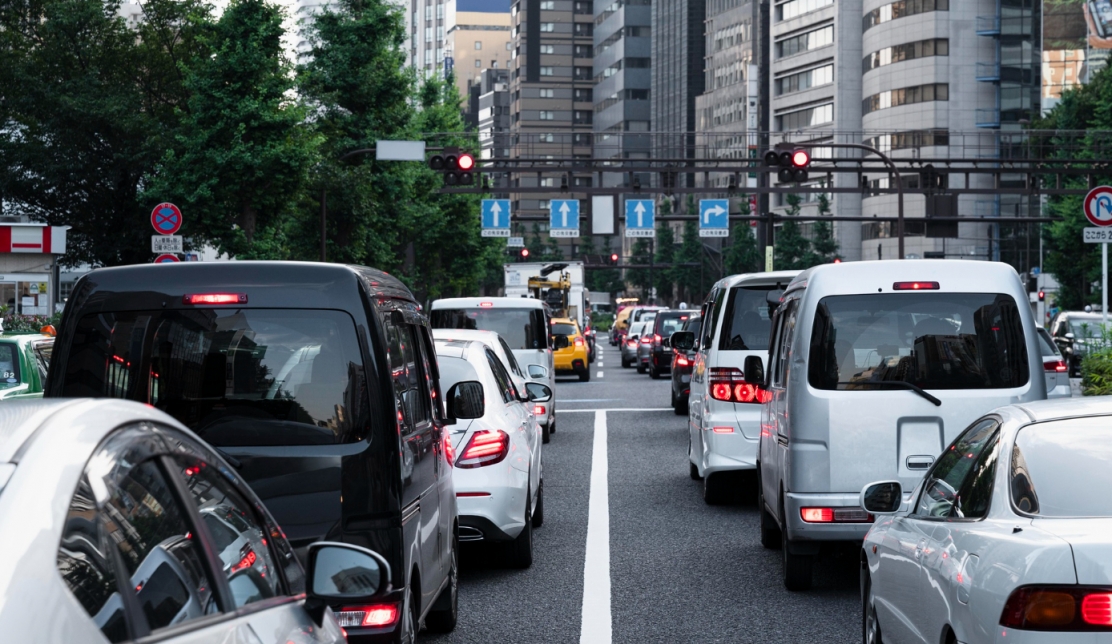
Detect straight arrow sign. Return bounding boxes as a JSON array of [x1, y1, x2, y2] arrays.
[[560, 201, 571, 228], [634, 202, 646, 228], [490, 200, 503, 228]]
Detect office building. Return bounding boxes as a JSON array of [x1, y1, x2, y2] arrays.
[[593, 0, 652, 175], [447, 2, 513, 107], [651, 0, 707, 177]]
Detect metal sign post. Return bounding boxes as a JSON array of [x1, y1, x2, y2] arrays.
[[1083, 186, 1112, 327]]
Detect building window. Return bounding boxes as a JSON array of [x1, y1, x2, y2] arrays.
[[475, 59, 482, 67], [574, 88, 591, 101], [573, 22, 592, 36], [539, 110, 555, 120], [541, 44, 555, 54], [540, 88, 555, 97], [574, 1, 592, 13], [863, 130, 950, 153], [506, 42, 512, 50], [540, 22, 555, 32], [540, 0, 555, 8], [574, 44, 591, 57], [776, 103, 833, 129], [425, 26, 432, 42], [573, 66, 592, 80], [492, 60, 498, 68], [776, 25, 833, 58], [775, 64, 833, 95], [863, 0, 949, 31], [540, 134, 555, 143], [863, 39, 949, 72], [540, 178, 556, 187], [776, 0, 834, 21], [540, 66, 554, 76], [437, 3, 443, 18], [475, 41, 482, 50], [862, 83, 949, 115], [573, 133, 592, 145], [425, 5, 432, 19]]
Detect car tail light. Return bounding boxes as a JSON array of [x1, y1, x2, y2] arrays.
[[674, 354, 690, 367], [1001, 586, 1112, 630], [708, 368, 771, 404], [443, 432, 455, 466], [892, 281, 940, 291], [335, 604, 399, 628], [1044, 359, 1068, 373], [534, 404, 546, 416], [575, 337, 584, 347], [712, 426, 734, 434], [652, 334, 662, 347], [480, 302, 494, 308], [627, 339, 637, 347], [640, 336, 652, 344], [456, 430, 510, 468], [800, 507, 874, 523], [183, 293, 247, 305]]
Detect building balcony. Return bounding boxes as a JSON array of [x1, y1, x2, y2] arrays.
[[976, 108, 1001, 128], [976, 15, 1000, 36], [976, 62, 1000, 82]]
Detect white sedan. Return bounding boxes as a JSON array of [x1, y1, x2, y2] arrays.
[[435, 338, 551, 568], [860, 397, 1112, 644]]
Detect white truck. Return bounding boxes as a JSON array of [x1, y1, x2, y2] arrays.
[[504, 262, 589, 329]]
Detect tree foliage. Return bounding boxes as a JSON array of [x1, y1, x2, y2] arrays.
[[804, 194, 840, 266], [775, 194, 811, 270]]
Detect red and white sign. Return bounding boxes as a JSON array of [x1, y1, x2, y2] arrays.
[[151, 203, 183, 235], [0, 225, 68, 254], [1084, 186, 1112, 227], [749, 195, 759, 228], [153, 254, 180, 263]]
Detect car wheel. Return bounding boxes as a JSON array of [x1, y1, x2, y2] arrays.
[[579, 368, 591, 382], [670, 387, 677, 408], [649, 366, 660, 379], [781, 498, 814, 591], [507, 494, 534, 569], [622, 357, 632, 368], [425, 538, 458, 633], [532, 481, 544, 527], [637, 362, 647, 374], [399, 584, 418, 644], [675, 394, 689, 416], [703, 472, 731, 505], [549, 419, 556, 434], [863, 570, 883, 644], [758, 477, 781, 550], [542, 420, 551, 444]]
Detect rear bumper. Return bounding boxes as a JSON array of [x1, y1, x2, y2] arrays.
[[697, 408, 761, 474], [783, 492, 872, 543], [455, 471, 527, 540]]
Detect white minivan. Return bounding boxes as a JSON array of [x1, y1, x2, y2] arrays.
[[674, 270, 800, 504], [431, 297, 557, 435], [751, 260, 1045, 590]]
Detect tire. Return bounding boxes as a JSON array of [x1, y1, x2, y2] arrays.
[[689, 461, 701, 480], [425, 538, 458, 633], [863, 570, 883, 644], [542, 420, 551, 444], [578, 368, 591, 382], [703, 472, 731, 505], [532, 481, 544, 527], [675, 393, 689, 416], [549, 419, 556, 434], [637, 362, 647, 374], [622, 357, 632, 368], [670, 387, 677, 408], [506, 494, 534, 569], [758, 477, 782, 550], [399, 584, 418, 644], [781, 499, 814, 591], [649, 366, 661, 379]]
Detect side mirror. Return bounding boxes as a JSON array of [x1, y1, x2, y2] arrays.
[[766, 289, 785, 314], [743, 355, 765, 388], [526, 382, 552, 402], [447, 381, 485, 420], [527, 364, 549, 379], [555, 335, 570, 350], [304, 542, 392, 626], [860, 481, 903, 515], [671, 331, 695, 352], [1065, 332, 1075, 341]]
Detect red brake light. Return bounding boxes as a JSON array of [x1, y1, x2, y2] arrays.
[[798, 507, 872, 523], [575, 337, 584, 346], [712, 426, 734, 434], [892, 281, 940, 291], [1001, 587, 1112, 630], [801, 508, 834, 523], [457, 430, 510, 468], [479, 301, 494, 308], [1083, 593, 1112, 625], [640, 336, 652, 344], [336, 604, 399, 628], [534, 404, 546, 415], [183, 293, 247, 305], [675, 354, 690, 367], [230, 547, 257, 573], [1044, 359, 1068, 373], [708, 368, 771, 404]]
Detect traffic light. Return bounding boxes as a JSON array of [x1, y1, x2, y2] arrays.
[[607, 253, 620, 265], [1038, 290, 1046, 302], [429, 147, 475, 186], [764, 146, 809, 183], [919, 164, 944, 191], [661, 170, 678, 195], [520, 248, 530, 262]]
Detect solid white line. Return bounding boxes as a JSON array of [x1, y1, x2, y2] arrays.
[[580, 410, 611, 644], [558, 408, 673, 413]]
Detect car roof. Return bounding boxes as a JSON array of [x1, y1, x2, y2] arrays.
[[713, 270, 801, 291], [432, 297, 544, 310], [551, 317, 576, 324], [1009, 396, 1112, 423], [789, 260, 1021, 296], [1060, 312, 1105, 320], [432, 339, 472, 359]]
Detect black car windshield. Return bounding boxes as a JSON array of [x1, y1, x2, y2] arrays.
[[0, 344, 20, 389], [655, 313, 689, 338], [431, 308, 548, 351], [718, 287, 776, 351], [1012, 418, 1112, 517], [808, 293, 1029, 390], [59, 309, 367, 445]]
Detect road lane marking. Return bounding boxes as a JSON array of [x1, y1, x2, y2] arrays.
[[580, 411, 611, 644], [558, 408, 673, 413], [597, 371, 604, 378]]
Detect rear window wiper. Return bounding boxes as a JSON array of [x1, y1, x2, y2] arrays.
[[836, 381, 942, 407]]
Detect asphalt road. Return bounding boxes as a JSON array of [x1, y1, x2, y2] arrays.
[[423, 344, 860, 644]]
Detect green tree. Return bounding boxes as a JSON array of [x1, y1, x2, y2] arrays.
[[627, 239, 653, 300], [153, 0, 317, 258], [653, 217, 676, 304], [804, 194, 840, 266], [0, 0, 213, 265], [775, 194, 811, 270], [723, 195, 763, 275], [589, 236, 624, 294]]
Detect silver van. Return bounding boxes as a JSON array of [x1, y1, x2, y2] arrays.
[[751, 260, 1045, 590], [431, 297, 557, 435]]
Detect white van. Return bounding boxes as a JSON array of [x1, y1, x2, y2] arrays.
[[751, 260, 1045, 590], [431, 297, 557, 435], [676, 271, 800, 504]]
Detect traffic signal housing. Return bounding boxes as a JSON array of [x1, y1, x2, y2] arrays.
[[1038, 290, 1046, 302], [520, 248, 531, 262], [429, 147, 475, 186], [607, 253, 620, 265], [764, 147, 810, 183]]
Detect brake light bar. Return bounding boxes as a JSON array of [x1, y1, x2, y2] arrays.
[[480, 302, 494, 308], [674, 354, 690, 367], [1044, 359, 1068, 373], [456, 430, 510, 468], [892, 281, 940, 291], [534, 404, 547, 416], [800, 507, 874, 523], [183, 293, 247, 305], [1001, 586, 1112, 630], [708, 367, 771, 404], [335, 604, 400, 628]]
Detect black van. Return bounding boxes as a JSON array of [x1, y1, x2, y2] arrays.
[[46, 261, 458, 643]]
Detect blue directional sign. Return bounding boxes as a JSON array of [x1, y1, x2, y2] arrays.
[[699, 199, 729, 237], [625, 199, 655, 238], [549, 199, 580, 238], [481, 199, 511, 237]]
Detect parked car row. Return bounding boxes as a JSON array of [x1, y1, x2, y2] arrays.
[[0, 262, 566, 644]]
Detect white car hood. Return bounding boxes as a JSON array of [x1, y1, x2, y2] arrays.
[[1032, 518, 1112, 584]]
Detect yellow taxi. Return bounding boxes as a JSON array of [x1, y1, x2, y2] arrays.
[[551, 317, 590, 382]]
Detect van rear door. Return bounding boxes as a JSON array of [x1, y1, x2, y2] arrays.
[[712, 285, 777, 438]]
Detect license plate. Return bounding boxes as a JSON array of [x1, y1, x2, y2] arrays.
[[681, 375, 691, 383]]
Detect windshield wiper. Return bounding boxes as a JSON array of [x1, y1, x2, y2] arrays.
[[835, 381, 942, 407]]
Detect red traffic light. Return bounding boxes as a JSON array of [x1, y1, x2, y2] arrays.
[[521, 248, 530, 258], [791, 150, 810, 168], [458, 153, 475, 171], [1038, 290, 1045, 301], [610, 253, 619, 263]]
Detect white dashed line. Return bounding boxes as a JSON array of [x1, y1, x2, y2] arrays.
[[597, 371, 604, 378], [580, 411, 611, 644]]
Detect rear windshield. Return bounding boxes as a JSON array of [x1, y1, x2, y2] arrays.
[[718, 287, 775, 351], [655, 312, 690, 338], [1012, 419, 1112, 517], [1068, 318, 1110, 339], [436, 355, 479, 392], [431, 308, 548, 350], [808, 293, 1029, 391], [59, 309, 367, 445], [0, 344, 20, 389], [551, 323, 576, 336]]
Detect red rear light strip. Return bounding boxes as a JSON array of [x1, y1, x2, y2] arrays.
[[800, 507, 873, 523], [892, 281, 940, 291], [1044, 359, 1068, 373], [456, 430, 510, 468], [183, 293, 247, 305], [708, 368, 770, 404], [1001, 586, 1112, 630]]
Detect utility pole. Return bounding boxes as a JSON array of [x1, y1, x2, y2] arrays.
[[757, 0, 772, 256]]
